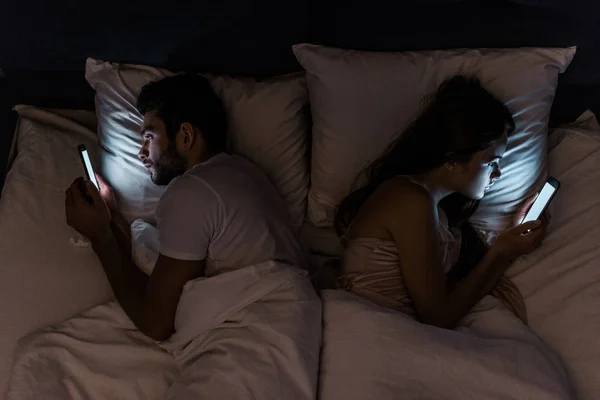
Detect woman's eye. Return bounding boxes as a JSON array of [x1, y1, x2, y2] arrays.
[[144, 135, 153, 141]]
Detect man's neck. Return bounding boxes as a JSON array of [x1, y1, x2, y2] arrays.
[[186, 151, 220, 172]]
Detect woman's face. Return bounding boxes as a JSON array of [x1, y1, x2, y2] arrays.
[[452, 134, 508, 200]]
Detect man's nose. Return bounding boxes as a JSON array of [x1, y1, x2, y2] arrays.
[[138, 147, 148, 162]]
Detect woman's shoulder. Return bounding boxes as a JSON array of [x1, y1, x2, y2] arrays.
[[349, 176, 436, 240], [359, 176, 437, 226], [376, 176, 434, 207]]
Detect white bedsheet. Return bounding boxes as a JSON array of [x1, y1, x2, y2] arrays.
[[6, 261, 322, 400]]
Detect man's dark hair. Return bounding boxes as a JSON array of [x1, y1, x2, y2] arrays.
[[137, 74, 228, 154]]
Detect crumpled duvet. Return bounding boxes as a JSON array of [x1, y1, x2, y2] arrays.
[[6, 221, 322, 400]]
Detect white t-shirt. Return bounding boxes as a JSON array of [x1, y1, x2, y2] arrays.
[[156, 153, 306, 276]]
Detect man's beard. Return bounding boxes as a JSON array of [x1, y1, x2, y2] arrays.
[[150, 143, 188, 186]]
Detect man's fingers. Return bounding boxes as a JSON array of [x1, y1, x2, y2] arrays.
[[95, 173, 107, 190], [68, 177, 82, 192], [68, 180, 88, 205], [65, 189, 73, 206], [85, 181, 104, 208]]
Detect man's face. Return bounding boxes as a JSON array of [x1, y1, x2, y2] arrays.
[[138, 111, 188, 186]]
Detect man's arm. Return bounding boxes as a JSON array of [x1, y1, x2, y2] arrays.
[[95, 173, 132, 258], [108, 208, 132, 258], [91, 229, 204, 341]]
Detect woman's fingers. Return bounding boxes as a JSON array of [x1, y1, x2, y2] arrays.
[[530, 221, 547, 248], [514, 220, 542, 235], [525, 193, 539, 208], [542, 210, 552, 223]]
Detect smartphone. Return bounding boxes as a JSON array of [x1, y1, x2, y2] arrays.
[[77, 144, 99, 190], [522, 177, 560, 224]]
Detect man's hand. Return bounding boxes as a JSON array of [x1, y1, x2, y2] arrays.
[[65, 177, 111, 240], [96, 173, 118, 211]]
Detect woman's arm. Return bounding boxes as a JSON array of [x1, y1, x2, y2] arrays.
[[384, 184, 512, 329]]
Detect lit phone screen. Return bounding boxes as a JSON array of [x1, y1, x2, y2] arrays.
[[81, 149, 99, 190], [522, 182, 555, 223]]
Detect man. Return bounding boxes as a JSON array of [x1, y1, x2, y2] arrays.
[[64, 74, 308, 342]]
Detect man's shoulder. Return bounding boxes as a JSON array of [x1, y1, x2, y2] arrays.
[[162, 153, 266, 204], [159, 173, 216, 206], [187, 153, 252, 176], [189, 153, 265, 184]]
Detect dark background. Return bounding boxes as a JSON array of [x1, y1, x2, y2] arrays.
[[2, 0, 599, 189]]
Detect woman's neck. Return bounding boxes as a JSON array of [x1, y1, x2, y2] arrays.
[[412, 169, 455, 204]]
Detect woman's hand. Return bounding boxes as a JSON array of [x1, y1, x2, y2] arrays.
[[489, 217, 549, 264], [513, 193, 538, 226], [95, 173, 118, 211]]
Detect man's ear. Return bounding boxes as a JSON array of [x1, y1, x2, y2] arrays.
[[179, 122, 196, 150]]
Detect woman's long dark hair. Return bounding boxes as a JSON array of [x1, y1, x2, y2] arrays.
[[335, 76, 515, 280]]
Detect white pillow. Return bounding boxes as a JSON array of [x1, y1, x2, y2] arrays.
[[0, 106, 113, 395], [293, 44, 576, 232], [548, 110, 600, 152], [85, 58, 310, 230]]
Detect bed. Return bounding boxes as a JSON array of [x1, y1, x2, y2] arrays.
[[3, 1, 600, 399], [317, 111, 600, 399], [1, 52, 599, 400], [4, 92, 600, 400]]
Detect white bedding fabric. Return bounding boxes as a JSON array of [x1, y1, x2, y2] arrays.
[[319, 290, 575, 399], [0, 107, 113, 397], [4, 105, 600, 399], [318, 112, 600, 400], [508, 113, 600, 399], [6, 260, 322, 400]]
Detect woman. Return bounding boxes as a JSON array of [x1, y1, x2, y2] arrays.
[[335, 76, 548, 329]]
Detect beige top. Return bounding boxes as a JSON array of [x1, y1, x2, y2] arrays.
[[337, 176, 527, 322], [338, 218, 461, 317]]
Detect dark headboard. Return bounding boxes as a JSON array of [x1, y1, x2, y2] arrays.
[[2, 0, 600, 187]]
